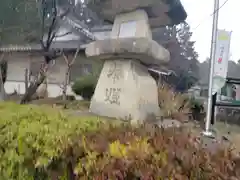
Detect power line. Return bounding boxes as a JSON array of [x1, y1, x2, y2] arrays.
[[193, 0, 230, 30]]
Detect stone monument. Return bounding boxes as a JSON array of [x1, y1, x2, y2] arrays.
[[85, 0, 187, 121]]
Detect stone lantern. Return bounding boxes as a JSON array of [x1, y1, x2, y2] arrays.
[[85, 0, 187, 122]]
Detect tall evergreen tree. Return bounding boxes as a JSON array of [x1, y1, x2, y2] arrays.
[[0, 0, 40, 44], [177, 22, 199, 78], [153, 22, 199, 91]]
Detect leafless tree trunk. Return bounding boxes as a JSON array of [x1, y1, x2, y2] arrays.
[[24, 68, 29, 93], [0, 54, 6, 101], [20, 0, 69, 104], [62, 48, 80, 101], [0, 69, 5, 101], [21, 63, 49, 104]]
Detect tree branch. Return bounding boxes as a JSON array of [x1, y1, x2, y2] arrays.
[[43, 0, 57, 50], [62, 47, 80, 66], [39, 0, 70, 64], [62, 52, 69, 64], [0, 54, 4, 62], [55, 31, 72, 38], [40, 0, 46, 43], [45, 6, 70, 50], [70, 47, 80, 66], [46, 17, 57, 49]]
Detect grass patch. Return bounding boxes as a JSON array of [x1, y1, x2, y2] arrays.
[[31, 98, 90, 110]]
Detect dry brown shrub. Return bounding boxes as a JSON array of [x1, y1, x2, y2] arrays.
[[158, 84, 190, 121], [1, 103, 239, 180]]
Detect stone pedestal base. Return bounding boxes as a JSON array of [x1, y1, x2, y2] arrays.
[[90, 59, 160, 121]]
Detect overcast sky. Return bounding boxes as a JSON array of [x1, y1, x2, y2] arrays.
[[182, 0, 237, 62]]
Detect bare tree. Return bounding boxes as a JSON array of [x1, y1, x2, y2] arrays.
[[20, 0, 70, 104], [60, 47, 80, 101], [0, 53, 7, 101]]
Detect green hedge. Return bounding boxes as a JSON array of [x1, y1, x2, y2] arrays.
[[71, 74, 98, 100], [0, 102, 240, 179], [0, 102, 105, 180]]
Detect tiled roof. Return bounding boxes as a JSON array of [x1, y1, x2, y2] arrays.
[[0, 41, 87, 52], [0, 44, 41, 52]]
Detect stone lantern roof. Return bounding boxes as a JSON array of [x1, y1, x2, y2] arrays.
[[87, 0, 187, 27], [166, 0, 187, 25]]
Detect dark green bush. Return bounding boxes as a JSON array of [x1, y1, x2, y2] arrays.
[[1, 102, 240, 180], [189, 97, 204, 110], [189, 97, 205, 121], [71, 74, 98, 100]]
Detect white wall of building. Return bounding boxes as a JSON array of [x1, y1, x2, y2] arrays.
[[236, 85, 240, 100], [4, 81, 82, 99]]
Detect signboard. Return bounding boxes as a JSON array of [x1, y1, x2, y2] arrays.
[[119, 21, 136, 38], [212, 29, 232, 94]]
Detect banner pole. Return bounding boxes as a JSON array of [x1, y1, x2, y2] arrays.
[[203, 0, 220, 137]]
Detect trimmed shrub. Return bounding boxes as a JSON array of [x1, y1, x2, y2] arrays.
[[0, 102, 240, 179], [0, 102, 104, 180], [71, 74, 98, 100], [189, 97, 205, 121]]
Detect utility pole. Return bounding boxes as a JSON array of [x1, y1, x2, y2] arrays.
[[203, 0, 220, 137]]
